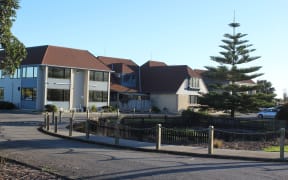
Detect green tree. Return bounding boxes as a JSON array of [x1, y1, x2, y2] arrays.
[[0, 0, 26, 75], [200, 19, 263, 118], [254, 80, 276, 107], [256, 80, 275, 94]]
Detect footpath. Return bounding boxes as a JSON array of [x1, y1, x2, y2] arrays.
[[41, 117, 287, 162]]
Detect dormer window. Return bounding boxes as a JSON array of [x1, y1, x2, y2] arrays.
[[188, 77, 200, 90]]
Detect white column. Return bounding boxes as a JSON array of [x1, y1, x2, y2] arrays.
[[83, 70, 89, 108], [69, 69, 74, 110], [43, 66, 48, 107], [107, 71, 111, 106]]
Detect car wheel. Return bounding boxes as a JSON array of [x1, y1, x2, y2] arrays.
[[258, 114, 263, 119]]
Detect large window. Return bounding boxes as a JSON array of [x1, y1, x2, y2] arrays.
[[22, 66, 38, 78], [90, 71, 108, 81], [89, 91, 108, 102], [48, 67, 70, 79], [189, 95, 198, 104], [0, 87, 4, 100], [47, 89, 70, 101], [21, 88, 37, 101]]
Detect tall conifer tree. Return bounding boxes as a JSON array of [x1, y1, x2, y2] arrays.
[[201, 18, 263, 118]]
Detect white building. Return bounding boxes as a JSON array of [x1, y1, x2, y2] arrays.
[[140, 61, 208, 113], [0, 45, 111, 111]]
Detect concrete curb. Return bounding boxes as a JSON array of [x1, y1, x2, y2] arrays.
[[38, 127, 288, 163]]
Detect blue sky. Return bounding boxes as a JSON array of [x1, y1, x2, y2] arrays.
[[12, 0, 288, 98]]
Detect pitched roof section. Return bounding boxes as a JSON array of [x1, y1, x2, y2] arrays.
[[141, 60, 167, 68], [21, 45, 110, 71], [141, 61, 199, 93], [97, 56, 138, 74]]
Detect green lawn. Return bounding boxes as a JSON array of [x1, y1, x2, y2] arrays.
[[263, 146, 288, 152]]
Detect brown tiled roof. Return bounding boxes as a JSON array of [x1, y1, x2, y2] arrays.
[[19, 45, 110, 71], [194, 69, 206, 76], [110, 83, 137, 93], [141, 61, 199, 93], [141, 60, 167, 67], [97, 56, 138, 74]]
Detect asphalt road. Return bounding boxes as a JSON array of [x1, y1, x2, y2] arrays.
[[0, 111, 288, 180]]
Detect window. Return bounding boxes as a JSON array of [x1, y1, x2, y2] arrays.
[[89, 91, 108, 102], [0, 88, 4, 100], [90, 71, 109, 81], [21, 88, 37, 101], [103, 72, 109, 81], [47, 89, 70, 101], [0, 69, 4, 79], [11, 68, 21, 78], [22, 66, 38, 78], [48, 67, 70, 79], [188, 77, 200, 89], [189, 95, 198, 104]]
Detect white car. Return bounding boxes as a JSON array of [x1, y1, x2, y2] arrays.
[[257, 108, 278, 119]]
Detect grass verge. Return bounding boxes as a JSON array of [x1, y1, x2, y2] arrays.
[[263, 146, 288, 152]]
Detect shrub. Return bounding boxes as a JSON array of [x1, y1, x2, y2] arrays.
[[276, 104, 288, 120], [214, 139, 224, 148], [90, 105, 97, 112], [151, 106, 160, 113], [181, 109, 203, 120], [101, 105, 116, 112], [0, 101, 15, 109], [45, 104, 57, 112]]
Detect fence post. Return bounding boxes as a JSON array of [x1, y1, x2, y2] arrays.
[[87, 109, 90, 120], [208, 126, 214, 155], [114, 120, 120, 145], [86, 119, 90, 139], [54, 116, 58, 133], [133, 108, 135, 118], [52, 111, 55, 125], [117, 108, 120, 118], [69, 118, 73, 136], [59, 110, 62, 124], [46, 114, 50, 131], [72, 110, 75, 120], [280, 128, 285, 160], [156, 124, 162, 150], [44, 112, 48, 128]]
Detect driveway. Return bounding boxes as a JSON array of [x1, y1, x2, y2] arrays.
[[1, 111, 288, 180]]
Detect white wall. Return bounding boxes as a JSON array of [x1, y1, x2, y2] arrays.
[[175, 79, 207, 112], [150, 94, 177, 113], [0, 76, 21, 107]]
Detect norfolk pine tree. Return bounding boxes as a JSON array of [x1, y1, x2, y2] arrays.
[[200, 19, 263, 118], [0, 0, 26, 75]]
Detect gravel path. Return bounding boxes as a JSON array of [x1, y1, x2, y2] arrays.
[[0, 158, 62, 179]]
